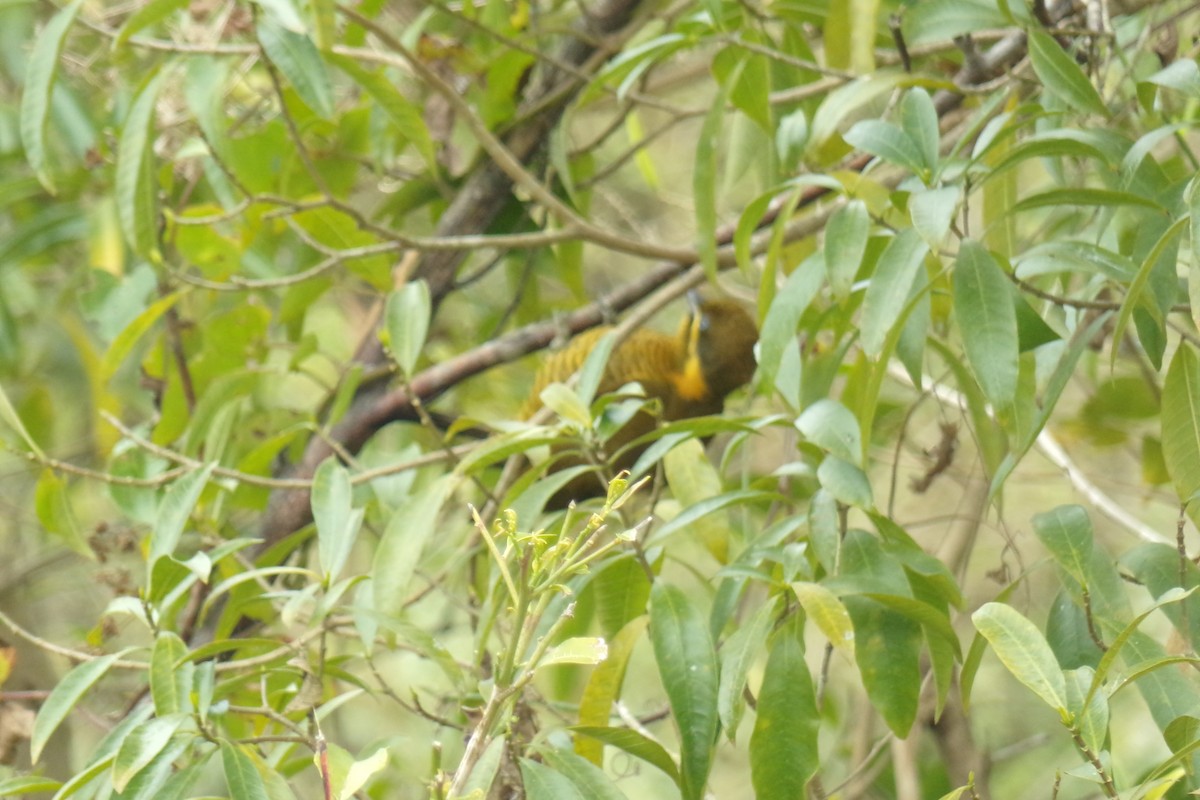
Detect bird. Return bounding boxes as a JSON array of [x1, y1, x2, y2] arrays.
[[522, 294, 758, 502]]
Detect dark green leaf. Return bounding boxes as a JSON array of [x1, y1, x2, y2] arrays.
[[750, 626, 819, 797], [845, 596, 922, 736], [650, 582, 718, 800], [572, 725, 679, 782]]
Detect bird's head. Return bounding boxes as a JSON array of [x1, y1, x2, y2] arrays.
[[675, 293, 759, 403]]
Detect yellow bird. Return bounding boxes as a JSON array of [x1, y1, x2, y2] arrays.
[[523, 295, 758, 501]]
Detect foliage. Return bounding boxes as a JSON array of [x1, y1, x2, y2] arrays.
[[0, 0, 1199, 798]]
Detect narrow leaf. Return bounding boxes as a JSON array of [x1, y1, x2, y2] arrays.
[[1162, 340, 1200, 516], [372, 475, 454, 615], [149, 462, 216, 567], [650, 582, 718, 800], [116, 71, 167, 263], [32, 651, 127, 762], [100, 292, 181, 383], [19, 0, 84, 192]]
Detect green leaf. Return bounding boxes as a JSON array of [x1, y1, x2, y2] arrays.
[[649, 489, 775, 546], [972, 602, 1068, 714], [257, 16, 334, 118], [1032, 505, 1094, 586], [540, 637, 610, 669], [1011, 188, 1162, 213], [909, 186, 960, 249], [650, 582, 718, 800], [757, 255, 825, 390], [954, 241, 1018, 412], [150, 631, 191, 716], [845, 596, 922, 736], [328, 53, 436, 171], [19, 0, 84, 192], [844, 120, 925, 175], [35, 469, 92, 558], [695, 79, 734, 282], [750, 625, 819, 798], [816, 456, 873, 509], [113, 0, 189, 49], [1027, 29, 1109, 117], [900, 88, 939, 176], [1145, 59, 1200, 96], [901, 0, 1008, 46], [0, 777, 62, 797], [792, 582, 855, 656], [1190, 177, 1200, 334], [112, 714, 187, 792], [576, 617, 648, 764], [372, 475, 453, 616], [31, 651, 128, 762], [250, 0, 306, 31], [384, 280, 431, 377], [116, 71, 167, 264], [717, 598, 778, 739], [1110, 215, 1188, 371], [100, 292, 181, 383], [1162, 344, 1200, 518], [521, 758, 587, 800], [860, 229, 928, 358], [577, 330, 620, 408], [0, 379, 45, 458], [149, 462, 216, 567], [312, 457, 362, 583], [540, 749, 629, 800], [796, 399, 863, 466], [220, 740, 271, 800], [824, 200, 870, 300], [572, 726, 679, 783]]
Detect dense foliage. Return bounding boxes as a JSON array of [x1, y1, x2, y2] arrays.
[[1, 0, 1200, 798]]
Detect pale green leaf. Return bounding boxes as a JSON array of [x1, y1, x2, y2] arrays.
[[972, 602, 1068, 713], [19, 0, 84, 192]]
